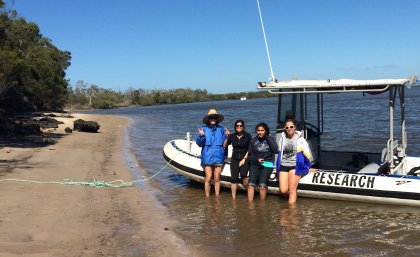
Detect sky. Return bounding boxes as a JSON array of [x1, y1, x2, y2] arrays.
[[5, 0, 420, 93]]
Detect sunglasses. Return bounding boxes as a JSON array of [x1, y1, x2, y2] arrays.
[[285, 125, 295, 130], [235, 124, 243, 127]]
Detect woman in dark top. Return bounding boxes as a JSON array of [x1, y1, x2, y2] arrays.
[[247, 122, 278, 201], [225, 119, 252, 199]]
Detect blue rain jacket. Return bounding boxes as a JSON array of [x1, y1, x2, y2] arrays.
[[196, 125, 226, 166]]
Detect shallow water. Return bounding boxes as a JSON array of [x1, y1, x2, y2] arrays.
[[87, 89, 420, 256]]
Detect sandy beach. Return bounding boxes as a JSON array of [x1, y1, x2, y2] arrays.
[[0, 114, 193, 257]]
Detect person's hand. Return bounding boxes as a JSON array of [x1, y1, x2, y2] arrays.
[[309, 168, 317, 173], [225, 128, 230, 136], [198, 127, 204, 137], [239, 159, 245, 167]]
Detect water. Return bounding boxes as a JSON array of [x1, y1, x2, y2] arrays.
[[86, 90, 420, 256]]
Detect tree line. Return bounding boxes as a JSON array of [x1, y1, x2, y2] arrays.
[[68, 80, 272, 110], [1, 1, 272, 118]]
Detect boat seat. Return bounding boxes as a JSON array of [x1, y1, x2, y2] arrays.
[[358, 162, 380, 174]]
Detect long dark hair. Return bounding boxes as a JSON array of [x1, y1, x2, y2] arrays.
[[255, 122, 270, 136]]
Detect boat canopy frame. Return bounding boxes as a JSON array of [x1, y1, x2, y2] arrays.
[[258, 76, 419, 174], [257, 77, 418, 95]]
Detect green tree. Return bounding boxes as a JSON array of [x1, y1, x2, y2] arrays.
[[0, 1, 71, 116]]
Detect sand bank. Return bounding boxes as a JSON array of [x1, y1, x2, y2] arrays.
[[0, 114, 194, 256]]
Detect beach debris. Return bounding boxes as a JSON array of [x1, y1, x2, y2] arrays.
[[45, 112, 74, 118], [46, 113, 57, 117], [59, 113, 73, 118], [34, 112, 73, 119], [73, 119, 100, 133]]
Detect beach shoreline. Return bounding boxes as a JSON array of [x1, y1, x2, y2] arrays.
[[0, 113, 193, 256]]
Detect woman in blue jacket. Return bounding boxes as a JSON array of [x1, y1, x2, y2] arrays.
[[196, 109, 227, 197]]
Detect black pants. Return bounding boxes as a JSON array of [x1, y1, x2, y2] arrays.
[[230, 158, 249, 183]]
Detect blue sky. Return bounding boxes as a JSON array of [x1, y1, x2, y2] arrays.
[[7, 0, 420, 93]]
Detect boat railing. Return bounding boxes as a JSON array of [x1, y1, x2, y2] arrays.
[[382, 139, 396, 163], [186, 132, 191, 153], [382, 139, 408, 173]]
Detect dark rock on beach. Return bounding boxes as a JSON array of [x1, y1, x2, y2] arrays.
[[0, 112, 76, 144], [38, 117, 64, 129], [73, 119, 100, 133], [11, 118, 42, 135], [0, 118, 55, 144], [65, 127, 72, 133]]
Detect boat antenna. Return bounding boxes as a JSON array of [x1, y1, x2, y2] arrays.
[[256, 0, 276, 82]]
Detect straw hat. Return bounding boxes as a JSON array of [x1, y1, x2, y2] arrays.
[[203, 109, 224, 124]]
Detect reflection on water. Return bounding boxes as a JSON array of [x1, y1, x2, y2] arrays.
[[85, 91, 420, 256], [171, 194, 420, 256], [164, 192, 420, 256], [279, 206, 301, 243]]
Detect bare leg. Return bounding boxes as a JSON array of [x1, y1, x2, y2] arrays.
[[279, 172, 289, 197], [247, 186, 255, 201], [242, 178, 249, 188], [204, 166, 213, 197], [231, 183, 237, 199], [213, 166, 222, 196], [259, 187, 267, 200], [288, 169, 300, 205]]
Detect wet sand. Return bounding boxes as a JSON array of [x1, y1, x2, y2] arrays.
[[0, 114, 193, 257]]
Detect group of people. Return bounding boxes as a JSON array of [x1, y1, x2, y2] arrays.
[[196, 109, 315, 205]]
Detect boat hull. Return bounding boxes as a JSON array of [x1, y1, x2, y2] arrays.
[[163, 139, 420, 207]]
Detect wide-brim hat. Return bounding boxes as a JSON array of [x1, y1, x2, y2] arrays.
[[203, 109, 224, 124]]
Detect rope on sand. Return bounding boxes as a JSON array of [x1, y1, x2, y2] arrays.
[[0, 156, 176, 188]]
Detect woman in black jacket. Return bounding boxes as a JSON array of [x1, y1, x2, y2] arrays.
[[225, 119, 252, 199], [247, 122, 278, 201]]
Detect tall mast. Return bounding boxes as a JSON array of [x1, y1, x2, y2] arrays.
[[256, 0, 275, 82]]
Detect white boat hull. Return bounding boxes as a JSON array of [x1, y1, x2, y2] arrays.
[[163, 139, 420, 207]]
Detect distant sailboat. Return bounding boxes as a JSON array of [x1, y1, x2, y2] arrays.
[[240, 96, 247, 100]]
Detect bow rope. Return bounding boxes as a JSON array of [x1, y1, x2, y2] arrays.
[[0, 153, 179, 188]]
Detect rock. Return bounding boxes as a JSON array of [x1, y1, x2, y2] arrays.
[[73, 119, 100, 133], [38, 117, 64, 129], [12, 119, 42, 135], [64, 127, 72, 133], [0, 117, 57, 145]]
